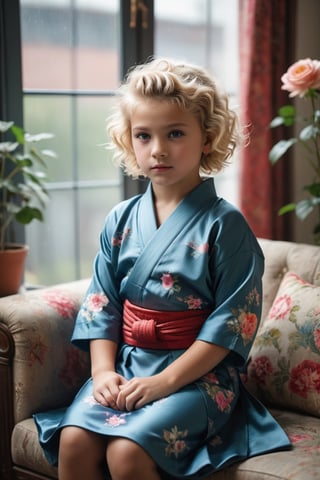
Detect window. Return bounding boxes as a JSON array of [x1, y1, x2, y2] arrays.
[[18, 0, 239, 286]]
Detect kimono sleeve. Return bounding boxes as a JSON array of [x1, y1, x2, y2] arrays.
[[197, 218, 264, 366], [71, 210, 124, 352]]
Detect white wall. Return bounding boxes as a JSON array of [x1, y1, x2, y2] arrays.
[[292, 0, 320, 243]]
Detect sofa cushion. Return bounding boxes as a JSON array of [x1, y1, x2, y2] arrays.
[[11, 410, 320, 480], [246, 272, 320, 416]]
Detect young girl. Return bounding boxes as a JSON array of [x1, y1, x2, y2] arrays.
[[34, 58, 290, 479]]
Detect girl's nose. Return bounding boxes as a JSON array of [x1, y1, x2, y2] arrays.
[[151, 139, 168, 158]]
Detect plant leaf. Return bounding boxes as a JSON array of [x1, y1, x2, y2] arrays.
[[304, 183, 320, 196], [15, 206, 44, 224], [0, 142, 19, 153], [11, 125, 25, 144], [41, 149, 57, 158], [25, 132, 54, 142], [278, 203, 296, 215], [295, 198, 320, 220], [269, 138, 297, 164], [0, 121, 14, 133], [299, 124, 316, 141], [278, 105, 296, 126], [270, 116, 284, 128]]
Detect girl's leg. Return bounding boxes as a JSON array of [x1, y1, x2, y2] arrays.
[[58, 426, 107, 480], [106, 437, 162, 480]]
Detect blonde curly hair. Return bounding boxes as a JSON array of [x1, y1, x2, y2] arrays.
[[107, 58, 241, 177]]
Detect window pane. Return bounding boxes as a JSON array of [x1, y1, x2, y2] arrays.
[[77, 96, 120, 182], [154, 0, 239, 206], [25, 190, 77, 285], [78, 187, 122, 278], [25, 185, 121, 285], [23, 94, 74, 182], [21, 0, 120, 90]]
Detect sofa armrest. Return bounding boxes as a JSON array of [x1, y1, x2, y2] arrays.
[[0, 279, 91, 425]]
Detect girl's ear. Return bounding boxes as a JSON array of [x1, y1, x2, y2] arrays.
[[202, 138, 211, 155]]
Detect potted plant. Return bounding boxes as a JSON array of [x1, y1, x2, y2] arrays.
[[269, 58, 320, 243], [0, 120, 55, 296]]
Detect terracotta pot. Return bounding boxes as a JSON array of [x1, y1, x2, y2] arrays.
[[0, 244, 29, 296]]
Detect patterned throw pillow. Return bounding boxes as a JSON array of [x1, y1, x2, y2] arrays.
[[245, 271, 320, 417]]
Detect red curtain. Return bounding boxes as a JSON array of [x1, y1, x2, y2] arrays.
[[239, 0, 296, 239]]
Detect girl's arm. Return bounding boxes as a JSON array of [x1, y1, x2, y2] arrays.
[[116, 339, 229, 411], [90, 339, 127, 408]]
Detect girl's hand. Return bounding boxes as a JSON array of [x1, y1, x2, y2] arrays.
[[116, 375, 168, 411], [93, 371, 128, 409]]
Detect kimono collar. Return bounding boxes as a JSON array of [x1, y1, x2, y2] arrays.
[[139, 177, 218, 245]]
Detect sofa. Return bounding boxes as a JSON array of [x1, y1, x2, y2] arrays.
[[0, 238, 320, 480]]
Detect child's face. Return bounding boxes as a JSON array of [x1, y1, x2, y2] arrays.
[[130, 98, 207, 192]]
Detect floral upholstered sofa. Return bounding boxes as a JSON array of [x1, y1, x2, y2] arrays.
[[0, 238, 320, 480]]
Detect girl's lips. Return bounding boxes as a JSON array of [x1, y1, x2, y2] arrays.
[[151, 165, 172, 170]]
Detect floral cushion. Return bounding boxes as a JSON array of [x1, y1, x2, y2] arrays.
[[245, 271, 320, 417]]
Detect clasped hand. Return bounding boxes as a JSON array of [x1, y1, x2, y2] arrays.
[[93, 371, 168, 411]]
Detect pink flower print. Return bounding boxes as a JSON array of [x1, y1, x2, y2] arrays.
[[215, 390, 234, 412], [163, 425, 189, 458], [289, 433, 313, 445], [173, 440, 187, 455], [44, 290, 77, 319], [250, 355, 273, 385], [105, 414, 127, 427], [240, 312, 258, 342], [187, 241, 209, 257], [185, 295, 203, 309], [289, 359, 320, 398], [314, 326, 320, 350], [161, 273, 181, 294], [202, 372, 219, 384], [83, 395, 99, 406], [161, 273, 174, 289], [112, 228, 131, 247], [86, 293, 108, 312], [268, 294, 292, 320], [80, 292, 109, 322]]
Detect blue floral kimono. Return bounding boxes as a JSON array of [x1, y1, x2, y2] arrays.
[[34, 178, 291, 479]]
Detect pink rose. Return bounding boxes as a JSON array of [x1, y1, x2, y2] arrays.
[[289, 359, 320, 398], [281, 58, 320, 97], [240, 312, 258, 340], [161, 273, 174, 290], [215, 390, 234, 412], [250, 355, 273, 384], [268, 294, 292, 320]]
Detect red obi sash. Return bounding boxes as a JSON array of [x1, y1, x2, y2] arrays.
[[122, 299, 211, 350]]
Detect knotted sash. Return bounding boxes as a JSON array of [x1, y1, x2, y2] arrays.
[[123, 299, 211, 349]]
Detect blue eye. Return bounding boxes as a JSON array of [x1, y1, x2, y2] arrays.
[[169, 130, 184, 138], [135, 132, 150, 141]]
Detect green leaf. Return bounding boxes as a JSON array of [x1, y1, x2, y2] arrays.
[[278, 203, 296, 215], [11, 125, 25, 144], [269, 138, 297, 164], [304, 183, 320, 197], [15, 206, 44, 224], [278, 105, 296, 126]]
